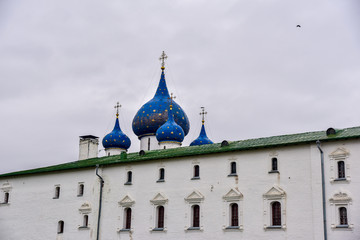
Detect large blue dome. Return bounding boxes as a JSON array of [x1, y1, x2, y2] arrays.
[[103, 117, 131, 150], [190, 123, 213, 146], [132, 70, 190, 138], [156, 106, 185, 143]]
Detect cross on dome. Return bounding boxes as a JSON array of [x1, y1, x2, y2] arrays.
[[159, 51, 168, 70], [200, 107, 207, 124], [114, 102, 121, 118]]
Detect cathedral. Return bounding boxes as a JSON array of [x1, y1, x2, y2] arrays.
[[0, 52, 359, 240]]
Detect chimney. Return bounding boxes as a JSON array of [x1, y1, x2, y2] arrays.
[[79, 135, 99, 160]]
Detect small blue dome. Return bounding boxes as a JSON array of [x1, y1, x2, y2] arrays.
[[102, 117, 131, 150], [132, 70, 190, 138], [156, 106, 185, 143], [190, 123, 213, 146]]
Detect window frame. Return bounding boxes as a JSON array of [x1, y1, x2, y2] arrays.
[[57, 221, 64, 234], [53, 185, 60, 199], [78, 183, 84, 197], [185, 190, 204, 231], [329, 148, 350, 182], [228, 161, 238, 177], [125, 171, 132, 185], [192, 165, 200, 180], [157, 168, 165, 182], [329, 192, 353, 229], [263, 186, 286, 230]]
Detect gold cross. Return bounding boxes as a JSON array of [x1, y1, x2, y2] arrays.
[[200, 107, 207, 124], [114, 102, 121, 117], [159, 51, 168, 70]]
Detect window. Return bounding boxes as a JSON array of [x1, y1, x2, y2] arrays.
[[271, 201, 281, 226], [83, 215, 89, 227], [125, 171, 132, 185], [58, 221, 64, 234], [157, 168, 165, 182], [192, 205, 200, 228], [272, 158, 278, 171], [4, 192, 9, 204], [78, 183, 84, 197], [228, 162, 237, 176], [157, 206, 164, 229], [192, 165, 200, 179], [337, 161, 345, 179], [124, 208, 132, 229], [148, 138, 150, 151], [54, 186, 60, 199], [230, 203, 239, 226], [263, 186, 286, 230], [339, 207, 348, 226]]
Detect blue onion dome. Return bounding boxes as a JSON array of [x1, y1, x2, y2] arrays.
[[102, 112, 131, 150], [156, 104, 185, 143], [132, 69, 190, 138], [190, 118, 213, 146]]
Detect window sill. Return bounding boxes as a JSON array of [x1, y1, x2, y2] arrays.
[[124, 182, 132, 185], [187, 227, 201, 231], [334, 178, 347, 182], [52, 197, 59, 199], [77, 194, 84, 197], [227, 173, 238, 177], [191, 177, 200, 180], [225, 226, 241, 230], [152, 228, 164, 231], [78, 226, 89, 230], [119, 228, 131, 232], [156, 179, 165, 183], [0, 202, 10, 206], [336, 225, 349, 228], [265, 225, 284, 230], [268, 170, 279, 174]]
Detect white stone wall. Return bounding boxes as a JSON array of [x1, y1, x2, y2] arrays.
[[0, 139, 359, 240], [140, 135, 159, 151]]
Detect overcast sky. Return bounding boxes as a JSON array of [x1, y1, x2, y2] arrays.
[[0, 0, 359, 174]]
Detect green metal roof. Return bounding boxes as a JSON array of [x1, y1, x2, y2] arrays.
[[1, 126, 359, 178]]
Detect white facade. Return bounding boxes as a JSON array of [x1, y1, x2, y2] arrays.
[[1, 137, 359, 240]]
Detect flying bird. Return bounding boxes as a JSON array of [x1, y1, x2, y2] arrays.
[[296, 25, 301, 28]]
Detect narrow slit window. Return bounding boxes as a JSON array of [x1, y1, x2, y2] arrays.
[[126, 171, 132, 184], [83, 215, 88, 227], [58, 221, 64, 233], [78, 184, 84, 196], [194, 165, 200, 178], [271, 201, 281, 226], [338, 161, 345, 179], [272, 158, 278, 171], [192, 205, 200, 227], [159, 168, 165, 181], [125, 208, 132, 229], [339, 207, 348, 225], [148, 138, 151, 151], [54, 186, 60, 199], [4, 192, 9, 204], [230, 162, 237, 174], [157, 206, 164, 229], [230, 203, 239, 226]]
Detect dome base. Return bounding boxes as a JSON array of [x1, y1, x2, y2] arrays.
[[105, 148, 126, 156], [159, 141, 181, 150], [140, 135, 159, 151]]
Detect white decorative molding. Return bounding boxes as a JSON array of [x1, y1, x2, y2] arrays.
[[150, 192, 168, 205], [1, 182, 12, 191], [79, 202, 92, 214], [269, 151, 279, 157], [185, 190, 204, 203], [329, 147, 350, 158], [223, 188, 243, 202], [119, 194, 135, 207], [329, 192, 352, 204], [263, 186, 286, 199]]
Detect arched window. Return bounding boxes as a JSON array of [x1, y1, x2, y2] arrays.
[[157, 206, 164, 229], [338, 161, 345, 179], [125, 208, 132, 229], [78, 184, 84, 196], [83, 215, 88, 227], [271, 201, 281, 226], [4, 192, 9, 204], [54, 186, 60, 199], [126, 171, 132, 184], [194, 165, 200, 178], [159, 168, 165, 181], [192, 205, 200, 227], [230, 203, 239, 226], [339, 207, 348, 225], [57, 221, 64, 233], [230, 162, 237, 175], [272, 158, 278, 171]]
